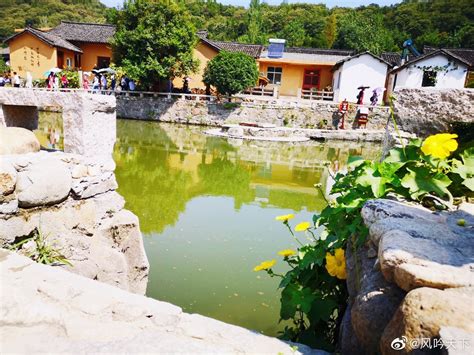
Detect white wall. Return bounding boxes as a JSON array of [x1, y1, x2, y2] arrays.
[[333, 54, 388, 104], [394, 54, 467, 89]]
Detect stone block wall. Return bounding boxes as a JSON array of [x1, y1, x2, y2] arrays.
[[116, 96, 391, 130], [392, 88, 474, 136], [0, 150, 149, 294], [340, 199, 474, 354]]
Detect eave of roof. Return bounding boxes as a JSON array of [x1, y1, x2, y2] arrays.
[[4, 27, 82, 53], [390, 49, 471, 73], [333, 51, 392, 70], [48, 21, 116, 44]]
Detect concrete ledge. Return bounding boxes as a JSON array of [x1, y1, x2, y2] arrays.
[[0, 249, 326, 354]]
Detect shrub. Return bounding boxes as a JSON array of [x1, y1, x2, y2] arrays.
[[203, 51, 259, 97], [256, 133, 473, 351]]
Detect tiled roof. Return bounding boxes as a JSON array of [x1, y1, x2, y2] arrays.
[[285, 47, 354, 56], [381, 52, 402, 67], [198, 33, 263, 58], [424, 46, 474, 67], [333, 51, 392, 70], [4, 27, 82, 53], [49, 21, 115, 44], [390, 49, 472, 73]]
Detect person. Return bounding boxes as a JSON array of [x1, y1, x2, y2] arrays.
[[0, 75, 5, 87], [100, 74, 107, 91], [338, 98, 349, 129], [12, 72, 20, 88], [370, 90, 379, 106], [61, 74, 68, 88], [53, 74, 59, 90], [182, 77, 190, 94], [356, 88, 365, 105], [25, 72, 33, 88], [92, 75, 99, 93], [128, 79, 135, 91], [83, 73, 90, 90], [47, 72, 54, 90], [111, 74, 116, 91], [120, 76, 127, 91]]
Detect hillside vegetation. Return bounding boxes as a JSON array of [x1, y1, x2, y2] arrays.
[[1, 0, 473, 54], [0, 0, 107, 40]]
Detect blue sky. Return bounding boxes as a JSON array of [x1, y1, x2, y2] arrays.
[[100, 0, 402, 9]]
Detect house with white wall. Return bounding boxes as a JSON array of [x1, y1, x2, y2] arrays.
[[387, 49, 470, 96], [332, 51, 391, 104]]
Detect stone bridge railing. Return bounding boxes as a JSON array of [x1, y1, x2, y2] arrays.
[[0, 88, 116, 157]]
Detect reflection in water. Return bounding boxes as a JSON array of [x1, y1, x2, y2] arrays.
[[36, 110, 64, 151], [114, 120, 379, 335]]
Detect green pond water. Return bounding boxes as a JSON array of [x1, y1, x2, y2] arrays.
[[36, 112, 380, 336]]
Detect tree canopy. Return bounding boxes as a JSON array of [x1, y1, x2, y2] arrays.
[[203, 51, 258, 96], [112, 0, 198, 89]]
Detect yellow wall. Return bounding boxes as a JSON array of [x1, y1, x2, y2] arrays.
[[78, 43, 113, 71], [173, 41, 219, 90], [8, 32, 57, 79], [258, 61, 334, 97]]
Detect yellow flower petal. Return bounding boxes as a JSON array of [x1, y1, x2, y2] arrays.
[[253, 259, 276, 272], [278, 249, 296, 257], [275, 214, 295, 222], [421, 133, 458, 159], [294, 221, 311, 232], [325, 248, 346, 280]]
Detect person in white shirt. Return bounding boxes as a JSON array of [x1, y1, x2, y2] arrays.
[[13, 72, 20, 88]]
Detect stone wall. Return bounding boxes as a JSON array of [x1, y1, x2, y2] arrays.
[[0, 88, 116, 157], [392, 88, 474, 136], [340, 199, 474, 354], [0, 149, 149, 294], [116, 96, 391, 130]]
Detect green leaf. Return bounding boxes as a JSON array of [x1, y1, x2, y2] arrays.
[[308, 298, 337, 323], [401, 167, 452, 199], [347, 155, 365, 169]]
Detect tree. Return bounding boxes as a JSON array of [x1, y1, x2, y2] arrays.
[[112, 0, 198, 89], [247, 0, 262, 44], [323, 14, 337, 48], [203, 51, 258, 97]]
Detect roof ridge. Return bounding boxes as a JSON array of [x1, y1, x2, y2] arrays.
[[209, 39, 263, 47], [59, 21, 115, 27]]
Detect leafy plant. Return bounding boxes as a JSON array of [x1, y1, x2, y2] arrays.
[[256, 134, 473, 351], [203, 50, 258, 97], [9, 228, 72, 266]]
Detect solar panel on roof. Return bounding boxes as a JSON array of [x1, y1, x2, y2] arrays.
[[268, 43, 284, 58]]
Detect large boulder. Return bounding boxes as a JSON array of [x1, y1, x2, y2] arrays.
[[16, 161, 72, 207], [0, 160, 17, 196], [0, 127, 40, 155], [380, 287, 474, 354], [362, 199, 474, 291]]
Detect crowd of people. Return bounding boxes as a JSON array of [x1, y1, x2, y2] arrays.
[[0, 71, 22, 88]]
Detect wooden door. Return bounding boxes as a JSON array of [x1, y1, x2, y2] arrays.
[[302, 69, 320, 90], [57, 51, 64, 69]]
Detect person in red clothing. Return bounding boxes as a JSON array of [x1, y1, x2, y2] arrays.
[[338, 99, 349, 129]]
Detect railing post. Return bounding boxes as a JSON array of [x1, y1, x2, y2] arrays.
[[297, 88, 302, 99]]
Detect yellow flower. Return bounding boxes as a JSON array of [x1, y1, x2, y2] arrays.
[[278, 249, 296, 257], [325, 248, 347, 280], [294, 221, 311, 232], [421, 133, 458, 159], [253, 259, 276, 272], [275, 214, 295, 222]]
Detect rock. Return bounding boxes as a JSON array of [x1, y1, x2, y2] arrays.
[[339, 305, 365, 354], [16, 161, 72, 208], [0, 161, 17, 196], [380, 287, 474, 354], [71, 164, 88, 178], [228, 126, 244, 138], [0, 249, 325, 354], [345, 239, 405, 354], [362, 199, 474, 291], [0, 196, 18, 214], [0, 127, 40, 155], [72, 171, 118, 199]]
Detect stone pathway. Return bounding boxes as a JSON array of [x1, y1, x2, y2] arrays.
[[0, 249, 326, 354]]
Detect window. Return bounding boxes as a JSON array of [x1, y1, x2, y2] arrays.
[[422, 70, 437, 87], [97, 56, 111, 69], [66, 58, 72, 67], [267, 67, 282, 85], [75, 54, 82, 68]]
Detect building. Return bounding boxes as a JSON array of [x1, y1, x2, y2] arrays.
[[387, 49, 471, 96], [258, 41, 353, 98], [5, 21, 115, 79], [172, 31, 262, 90], [332, 51, 392, 104]]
